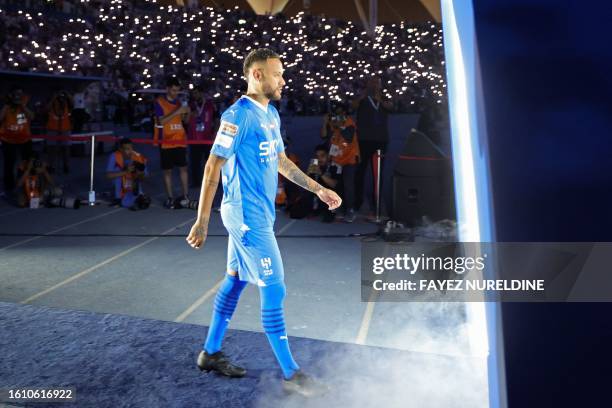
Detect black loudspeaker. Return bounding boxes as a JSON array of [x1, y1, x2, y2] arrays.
[[392, 130, 455, 225]]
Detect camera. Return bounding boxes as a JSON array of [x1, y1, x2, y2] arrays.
[[47, 196, 81, 209], [133, 162, 145, 172], [308, 158, 320, 181], [175, 197, 199, 210], [134, 194, 151, 210], [29, 159, 42, 175], [307, 158, 319, 172]]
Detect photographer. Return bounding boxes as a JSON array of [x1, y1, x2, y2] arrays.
[[288, 144, 340, 222], [46, 90, 73, 174], [1, 87, 34, 195], [106, 138, 150, 210], [322, 102, 360, 222], [15, 153, 78, 209]]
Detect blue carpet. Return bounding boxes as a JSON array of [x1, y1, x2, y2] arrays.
[[0, 302, 482, 408]]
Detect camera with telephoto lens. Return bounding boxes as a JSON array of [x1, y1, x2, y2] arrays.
[[134, 194, 151, 210], [132, 161, 145, 172], [307, 158, 320, 181], [175, 197, 199, 210], [30, 159, 42, 175], [47, 196, 81, 209]]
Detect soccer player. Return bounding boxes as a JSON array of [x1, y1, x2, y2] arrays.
[[186, 48, 341, 397]]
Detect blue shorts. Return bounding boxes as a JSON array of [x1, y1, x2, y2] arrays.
[[226, 226, 284, 286]]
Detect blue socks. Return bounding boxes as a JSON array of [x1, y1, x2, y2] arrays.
[[203, 275, 299, 380], [204, 274, 247, 354], [260, 281, 300, 380]]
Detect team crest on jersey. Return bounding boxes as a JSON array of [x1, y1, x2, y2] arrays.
[[261, 257, 273, 276]]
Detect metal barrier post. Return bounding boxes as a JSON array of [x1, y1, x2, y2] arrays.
[[375, 149, 382, 223], [88, 134, 96, 206]]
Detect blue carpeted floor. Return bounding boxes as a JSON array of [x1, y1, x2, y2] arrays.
[[0, 301, 485, 408]]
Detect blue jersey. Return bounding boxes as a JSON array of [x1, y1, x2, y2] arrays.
[[211, 96, 285, 230]]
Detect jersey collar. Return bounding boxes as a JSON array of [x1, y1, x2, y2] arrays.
[[240, 95, 268, 113]]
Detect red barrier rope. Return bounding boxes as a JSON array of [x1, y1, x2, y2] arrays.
[[398, 155, 447, 161], [29, 134, 213, 145]]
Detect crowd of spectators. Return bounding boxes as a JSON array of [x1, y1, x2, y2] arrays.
[[1, 0, 449, 220], [0, 0, 447, 115]]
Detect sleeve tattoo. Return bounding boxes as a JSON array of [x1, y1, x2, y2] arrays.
[[278, 154, 323, 193]]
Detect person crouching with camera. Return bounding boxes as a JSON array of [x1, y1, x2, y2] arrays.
[[106, 138, 150, 210], [15, 152, 79, 209], [286, 144, 339, 221], [305, 144, 341, 222], [322, 102, 360, 222]]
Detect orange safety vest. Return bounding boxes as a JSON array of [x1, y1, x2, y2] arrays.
[[329, 117, 360, 166], [113, 150, 147, 198], [153, 97, 186, 149], [24, 174, 41, 200], [46, 103, 71, 132], [0, 107, 31, 144]]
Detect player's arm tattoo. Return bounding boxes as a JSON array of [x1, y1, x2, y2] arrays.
[[278, 153, 323, 194], [196, 154, 227, 226]]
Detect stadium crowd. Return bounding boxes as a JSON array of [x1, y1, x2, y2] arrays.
[[0, 0, 446, 115], [0, 0, 449, 220]]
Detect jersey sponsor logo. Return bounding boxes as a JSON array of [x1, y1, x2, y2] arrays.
[[259, 140, 279, 163], [259, 140, 278, 157]]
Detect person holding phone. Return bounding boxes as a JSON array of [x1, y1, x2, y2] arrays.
[[1, 88, 34, 196], [153, 76, 191, 208]]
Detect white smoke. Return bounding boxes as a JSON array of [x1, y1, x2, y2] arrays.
[[254, 219, 488, 407], [254, 301, 488, 408]]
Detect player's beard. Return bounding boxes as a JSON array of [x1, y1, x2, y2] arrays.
[[263, 82, 281, 101]]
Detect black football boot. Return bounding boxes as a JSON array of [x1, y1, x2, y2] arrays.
[[197, 350, 246, 378], [282, 370, 331, 397]]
